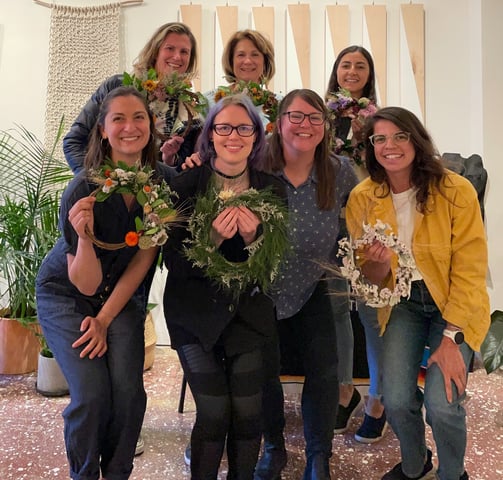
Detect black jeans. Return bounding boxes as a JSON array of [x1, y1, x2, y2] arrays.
[[262, 279, 339, 459]]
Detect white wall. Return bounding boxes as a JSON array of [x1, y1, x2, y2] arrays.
[[1, 0, 501, 311]]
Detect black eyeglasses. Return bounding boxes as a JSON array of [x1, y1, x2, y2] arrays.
[[213, 124, 256, 137], [369, 131, 411, 146], [282, 111, 326, 126]]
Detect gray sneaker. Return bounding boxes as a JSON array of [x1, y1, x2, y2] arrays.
[[135, 434, 145, 456]]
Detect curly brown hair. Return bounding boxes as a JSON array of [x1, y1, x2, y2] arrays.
[[364, 106, 446, 213]]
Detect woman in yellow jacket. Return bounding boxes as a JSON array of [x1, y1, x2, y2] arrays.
[[345, 106, 489, 480]]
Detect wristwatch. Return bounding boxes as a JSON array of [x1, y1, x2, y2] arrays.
[[443, 329, 464, 345]]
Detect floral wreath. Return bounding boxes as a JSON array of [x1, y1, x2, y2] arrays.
[[337, 220, 416, 307], [123, 69, 208, 140], [214, 80, 279, 134], [326, 88, 377, 166], [87, 160, 179, 250], [184, 185, 289, 297]]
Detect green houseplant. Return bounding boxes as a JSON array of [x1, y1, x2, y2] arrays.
[[480, 309, 503, 426], [0, 119, 73, 374], [480, 309, 503, 374]]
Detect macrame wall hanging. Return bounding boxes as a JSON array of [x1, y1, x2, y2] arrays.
[[43, 2, 122, 151]]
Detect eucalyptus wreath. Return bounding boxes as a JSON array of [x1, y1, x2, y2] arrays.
[[337, 220, 416, 307], [184, 186, 289, 296]]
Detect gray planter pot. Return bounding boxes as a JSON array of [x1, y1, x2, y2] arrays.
[[36, 353, 69, 397]]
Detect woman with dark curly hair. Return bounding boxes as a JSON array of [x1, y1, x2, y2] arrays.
[[36, 87, 164, 480], [346, 106, 489, 480]]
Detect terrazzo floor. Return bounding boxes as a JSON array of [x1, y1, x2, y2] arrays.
[[1, 346, 502, 480]]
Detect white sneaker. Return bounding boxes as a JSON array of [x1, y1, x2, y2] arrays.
[[135, 434, 145, 456]]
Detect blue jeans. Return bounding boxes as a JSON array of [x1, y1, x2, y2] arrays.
[[330, 278, 353, 385], [36, 286, 147, 480], [382, 281, 472, 480], [357, 302, 383, 399], [262, 279, 339, 459]]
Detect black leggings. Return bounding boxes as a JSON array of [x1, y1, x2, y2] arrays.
[[177, 344, 264, 480]]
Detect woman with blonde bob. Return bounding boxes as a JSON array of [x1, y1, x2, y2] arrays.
[[204, 29, 279, 129]]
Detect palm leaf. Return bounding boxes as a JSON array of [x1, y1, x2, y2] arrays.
[[0, 118, 72, 320]]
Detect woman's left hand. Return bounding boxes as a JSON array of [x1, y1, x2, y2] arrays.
[[427, 337, 467, 403], [160, 135, 184, 165], [211, 206, 239, 247], [236, 206, 260, 245], [72, 315, 108, 359]]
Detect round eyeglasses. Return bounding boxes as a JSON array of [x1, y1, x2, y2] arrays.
[[369, 131, 411, 146], [282, 111, 325, 126], [213, 124, 256, 137]]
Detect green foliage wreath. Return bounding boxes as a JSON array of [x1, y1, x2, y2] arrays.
[[184, 186, 289, 297]]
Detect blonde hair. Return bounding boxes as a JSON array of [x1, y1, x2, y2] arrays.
[[132, 22, 197, 76], [221, 29, 275, 85]]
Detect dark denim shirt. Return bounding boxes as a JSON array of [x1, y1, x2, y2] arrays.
[[36, 167, 166, 312], [271, 155, 357, 319]]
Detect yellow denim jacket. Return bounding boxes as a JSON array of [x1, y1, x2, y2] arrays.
[[346, 171, 490, 351]]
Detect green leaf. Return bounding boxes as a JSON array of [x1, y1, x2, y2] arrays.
[[480, 310, 503, 374], [122, 71, 133, 86], [135, 217, 144, 231], [146, 302, 157, 312], [94, 190, 110, 202], [136, 189, 148, 206]]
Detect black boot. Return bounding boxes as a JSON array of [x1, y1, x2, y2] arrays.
[[254, 439, 287, 480], [302, 453, 331, 480]]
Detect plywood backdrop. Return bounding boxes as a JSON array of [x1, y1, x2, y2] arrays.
[[175, 3, 424, 117]]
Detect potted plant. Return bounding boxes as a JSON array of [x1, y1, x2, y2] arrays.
[[480, 309, 503, 426], [480, 309, 503, 374], [35, 332, 69, 396], [0, 119, 72, 374]]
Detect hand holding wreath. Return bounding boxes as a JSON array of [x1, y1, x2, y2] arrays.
[[236, 206, 261, 245], [337, 220, 416, 307], [184, 186, 289, 296], [68, 196, 96, 241], [211, 207, 239, 246]]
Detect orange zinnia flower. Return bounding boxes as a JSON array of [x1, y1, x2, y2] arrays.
[[143, 185, 152, 194], [214, 90, 226, 102], [142, 79, 158, 92], [125, 231, 140, 247]]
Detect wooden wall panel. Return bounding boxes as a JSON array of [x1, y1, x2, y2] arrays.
[[400, 3, 425, 119], [214, 5, 238, 86], [180, 4, 202, 90], [252, 6, 275, 90], [363, 4, 387, 105], [286, 4, 310, 89]]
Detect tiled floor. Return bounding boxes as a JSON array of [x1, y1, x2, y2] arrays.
[[1, 346, 502, 479]]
